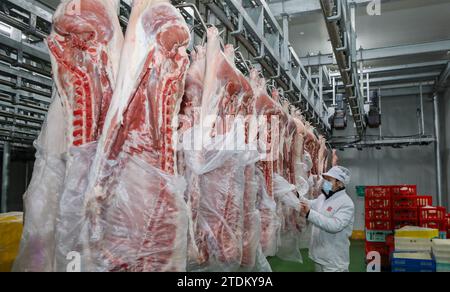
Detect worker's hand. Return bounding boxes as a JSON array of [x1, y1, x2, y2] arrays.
[[300, 201, 311, 217]]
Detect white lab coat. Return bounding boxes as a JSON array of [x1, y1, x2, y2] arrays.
[[306, 189, 355, 272]]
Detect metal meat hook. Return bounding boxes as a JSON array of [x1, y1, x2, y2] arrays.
[[175, 3, 209, 34]]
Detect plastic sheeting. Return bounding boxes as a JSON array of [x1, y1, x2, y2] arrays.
[[272, 174, 303, 263], [13, 96, 67, 272], [86, 154, 189, 272], [182, 123, 261, 272], [53, 142, 97, 272], [256, 169, 280, 257], [294, 162, 310, 197]]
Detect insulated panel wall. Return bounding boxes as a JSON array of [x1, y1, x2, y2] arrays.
[[335, 94, 437, 230]]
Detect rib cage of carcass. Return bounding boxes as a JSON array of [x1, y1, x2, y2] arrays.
[[13, 0, 332, 272]]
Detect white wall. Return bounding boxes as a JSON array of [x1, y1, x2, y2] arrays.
[[335, 94, 439, 230]]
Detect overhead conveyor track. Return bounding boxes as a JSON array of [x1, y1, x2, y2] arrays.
[[319, 0, 366, 138]]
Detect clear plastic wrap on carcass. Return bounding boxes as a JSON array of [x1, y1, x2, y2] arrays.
[[182, 125, 260, 272], [241, 164, 261, 269], [13, 148, 65, 272], [13, 97, 67, 272], [273, 174, 303, 263], [238, 247, 272, 272], [53, 142, 97, 272], [83, 153, 188, 272], [256, 169, 281, 257], [303, 152, 313, 172], [294, 162, 310, 197]]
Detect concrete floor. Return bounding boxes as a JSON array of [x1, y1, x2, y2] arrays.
[[268, 240, 366, 272]]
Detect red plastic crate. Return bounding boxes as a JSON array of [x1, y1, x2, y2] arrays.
[[365, 242, 390, 267], [416, 196, 432, 207], [392, 207, 418, 221], [419, 206, 446, 221], [366, 186, 391, 198], [386, 234, 395, 255], [366, 209, 392, 221], [393, 196, 417, 208], [366, 199, 391, 209], [366, 219, 393, 230], [393, 220, 418, 230], [391, 185, 417, 197], [365, 193, 392, 209], [420, 220, 446, 231]]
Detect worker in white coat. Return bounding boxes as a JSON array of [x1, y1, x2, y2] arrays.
[[300, 166, 355, 272]]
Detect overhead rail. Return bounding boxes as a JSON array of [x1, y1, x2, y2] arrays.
[[319, 0, 365, 137]]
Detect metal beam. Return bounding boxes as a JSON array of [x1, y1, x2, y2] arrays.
[[329, 61, 448, 77], [0, 62, 53, 88], [0, 34, 50, 63], [269, 0, 377, 18], [369, 72, 441, 84], [377, 81, 435, 89], [331, 137, 436, 148], [301, 40, 450, 66], [12, 0, 53, 22], [435, 62, 450, 92], [379, 86, 434, 97], [330, 85, 434, 98], [433, 94, 443, 206], [336, 72, 441, 86]]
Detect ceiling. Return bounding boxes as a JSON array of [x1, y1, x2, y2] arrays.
[[287, 0, 450, 57], [39, 0, 450, 61]]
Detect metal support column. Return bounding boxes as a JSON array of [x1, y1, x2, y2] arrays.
[[433, 94, 443, 206], [1, 142, 11, 213]]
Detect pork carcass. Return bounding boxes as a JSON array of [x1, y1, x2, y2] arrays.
[[240, 67, 262, 269], [183, 27, 258, 271], [15, 0, 124, 272], [47, 0, 123, 147], [81, 0, 191, 272], [292, 112, 309, 197], [48, 0, 124, 271], [332, 149, 339, 167], [179, 45, 211, 269], [317, 136, 327, 175], [251, 72, 284, 257]]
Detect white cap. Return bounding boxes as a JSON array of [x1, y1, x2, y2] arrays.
[[322, 166, 351, 185]]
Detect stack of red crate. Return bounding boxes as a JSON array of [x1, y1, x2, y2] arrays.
[[365, 186, 393, 230], [365, 186, 393, 268], [419, 206, 446, 231], [446, 214, 450, 239], [391, 185, 418, 229]]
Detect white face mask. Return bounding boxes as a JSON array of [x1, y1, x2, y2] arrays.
[[322, 180, 333, 195]]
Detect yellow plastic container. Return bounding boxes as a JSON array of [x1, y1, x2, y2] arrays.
[[0, 213, 24, 272], [395, 226, 439, 239]]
